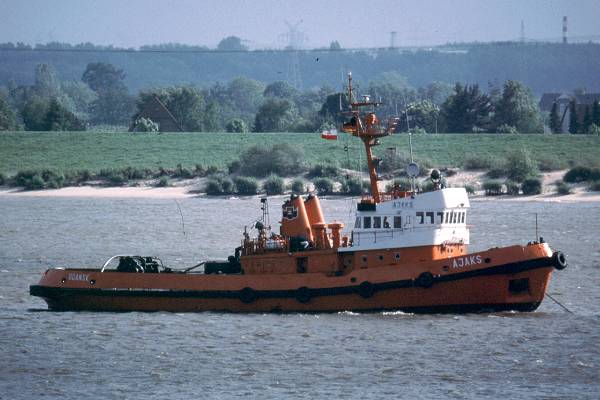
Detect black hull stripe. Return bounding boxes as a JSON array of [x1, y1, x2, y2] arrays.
[[35, 302, 542, 314], [30, 256, 554, 300]]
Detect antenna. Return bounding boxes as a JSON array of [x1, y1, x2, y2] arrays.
[[520, 20, 525, 43], [279, 20, 306, 89], [390, 31, 397, 49], [260, 197, 270, 228], [563, 16, 568, 44]]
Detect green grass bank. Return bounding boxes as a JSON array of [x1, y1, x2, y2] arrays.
[[1, 132, 599, 176]]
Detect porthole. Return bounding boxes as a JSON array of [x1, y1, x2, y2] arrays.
[[394, 253, 401, 260], [378, 255, 384, 261], [361, 255, 368, 263]]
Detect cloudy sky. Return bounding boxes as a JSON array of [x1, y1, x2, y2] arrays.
[[2, 0, 599, 48]]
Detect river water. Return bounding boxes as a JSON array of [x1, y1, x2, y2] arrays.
[[1, 195, 599, 399]]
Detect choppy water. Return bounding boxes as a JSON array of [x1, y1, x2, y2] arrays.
[[1, 195, 599, 399]]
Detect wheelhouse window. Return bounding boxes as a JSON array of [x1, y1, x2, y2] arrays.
[[416, 212, 424, 224], [373, 216, 381, 229], [383, 216, 390, 229], [462, 212, 467, 224], [445, 212, 450, 224], [452, 211, 457, 224], [437, 212, 444, 224], [426, 212, 434, 224], [394, 216, 402, 229], [355, 217, 361, 229], [363, 216, 372, 229]]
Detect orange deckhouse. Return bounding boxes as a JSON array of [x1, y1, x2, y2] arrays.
[[30, 74, 567, 313]]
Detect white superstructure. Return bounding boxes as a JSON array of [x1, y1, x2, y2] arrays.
[[342, 188, 470, 251]]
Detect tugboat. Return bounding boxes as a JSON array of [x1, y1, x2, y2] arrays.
[[30, 73, 567, 313]]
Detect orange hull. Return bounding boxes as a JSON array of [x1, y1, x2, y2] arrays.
[[30, 244, 563, 313]]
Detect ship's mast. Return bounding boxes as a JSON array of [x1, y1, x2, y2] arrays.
[[344, 73, 394, 203]]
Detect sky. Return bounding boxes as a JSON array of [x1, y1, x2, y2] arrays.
[[1, 0, 600, 49]]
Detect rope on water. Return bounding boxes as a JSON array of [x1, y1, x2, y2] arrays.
[[545, 292, 573, 314], [174, 199, 186, 237]]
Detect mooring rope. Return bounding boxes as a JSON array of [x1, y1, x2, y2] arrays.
[[545, 292, 574, 314]]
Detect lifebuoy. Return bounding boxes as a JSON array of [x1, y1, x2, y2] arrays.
[[415, 272, 434, 288], [552, 251, 567, 270], [296, 287, 311, 303], [239, 287, 256, 304], [358, 281, 375, 298]]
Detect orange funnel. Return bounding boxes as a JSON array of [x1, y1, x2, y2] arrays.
[[304, 194, 325, 227], [280, 195, 313, 241]]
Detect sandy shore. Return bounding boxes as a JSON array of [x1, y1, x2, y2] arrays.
[[0, 185, 194, 199], [1, 170, 598, 202]]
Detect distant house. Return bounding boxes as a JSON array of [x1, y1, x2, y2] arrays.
[[540, 92, 600, 133], [129, 95, 183, 132]]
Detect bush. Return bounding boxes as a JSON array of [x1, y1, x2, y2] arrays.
[[156, 176, 170, 187], [420, 180, 435, 193], [220, 177, 234, 194], [463, 156, 494, 170], [65, 169, 91, 184], [313, 177, 334, 195], [538, 158, 566, 172], [378, 150, 411, 173], [233, 176, 258, 195], [289, 178, 305, 194], [14, 169, 67, 189], [341, 177, 368, 195], [0, 172, 5, 186], [225, 118, 248, 133], [588, 124, 600, 135], [205, 165, 219, 176], [496, 124, 518, 134], [464, 184, 476, 195], [26, 174, 45, 190], [194, 164, 206, 176], [521, 177, 542, 195], [239, 143, 304, 177], [46, 174, 65, 189], [173, 164, 193, 179], [589, 180, 600, 191], [204, 176, 234, 195], [385, 178, 412, 192], [205, 179, 223, 195], [483, 180, 503, 196], [14, 170, 39, 187], [132, 117, 159, 132], [504, 180, 520, 195], [263, 174, 285, 195], [555, 180, 571, 195], [307, 163, 339, 178], [563, 166, 600, 183], [486, 167, 506, 179], [505, 149, 538, 183], [227, 160, 241, 174]]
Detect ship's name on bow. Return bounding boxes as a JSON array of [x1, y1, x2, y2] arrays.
[[67, 273, 89, 282], [452, 255, 482, 269]]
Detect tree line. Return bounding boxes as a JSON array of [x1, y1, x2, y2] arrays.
[[0, 61, 592, 134], [1, 40, 600, 95]]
